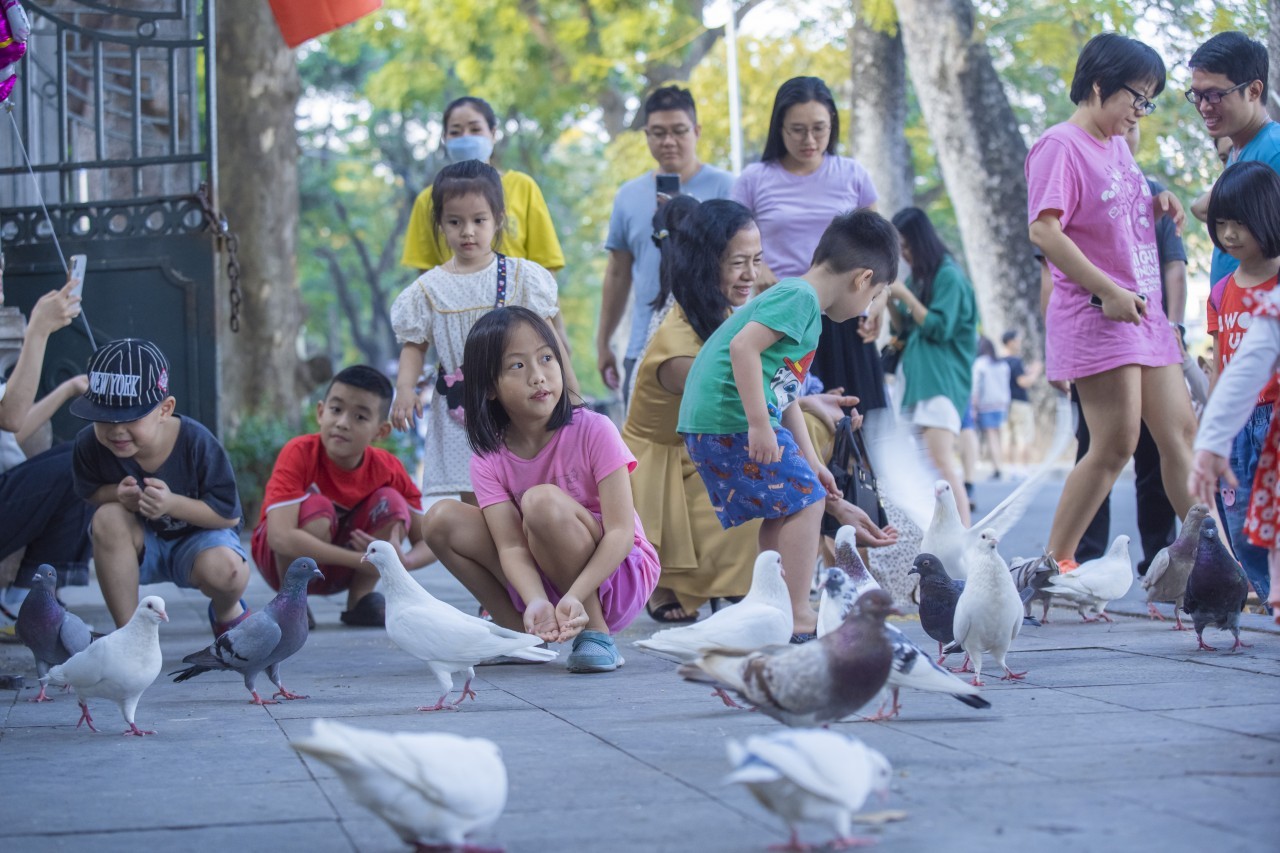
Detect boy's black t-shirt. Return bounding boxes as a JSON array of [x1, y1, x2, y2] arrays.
[[72, 415, 243, 539], [1005, 355, 1028, 402]]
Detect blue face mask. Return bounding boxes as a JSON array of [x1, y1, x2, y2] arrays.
[[444, 135, 494, 163]]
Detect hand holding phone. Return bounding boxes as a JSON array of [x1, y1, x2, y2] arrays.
[[655, 173, 680, 201], [68, 254, 87, 298]]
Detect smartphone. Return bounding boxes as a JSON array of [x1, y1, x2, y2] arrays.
[[1089, 292, 1146, 308], [68, 254, 87, 298], [655, 173, 680, 197]]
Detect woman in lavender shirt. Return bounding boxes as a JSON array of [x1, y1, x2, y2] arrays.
[[732, 76, 886, 414], [1026, 33, 1200, 569]]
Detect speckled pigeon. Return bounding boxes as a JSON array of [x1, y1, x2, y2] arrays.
[[170, 557, 323, 704], [1182, 518, 1251, 652], [43, 596, 167, 736], [908, 553, 963, 663], [1008, 551, 1058, 624], [15, 565, 92, 702], [679, 589, 898, 727], [1142, 503, 1211, 630]]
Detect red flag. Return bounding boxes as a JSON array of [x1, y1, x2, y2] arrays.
[[269, 0, 381, 48]]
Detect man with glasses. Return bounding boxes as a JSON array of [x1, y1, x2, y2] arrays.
[[596, 86, 733, 402], [1187, 31, 1279, 289]]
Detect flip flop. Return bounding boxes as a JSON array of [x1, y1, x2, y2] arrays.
[[646, 600, 697, 624]]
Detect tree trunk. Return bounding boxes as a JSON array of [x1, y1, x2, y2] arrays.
[[215, 3, 304, 431], [892, 0, 1042, 353], [849, 5, 914, 217], [1270, 0, 1280, 122]]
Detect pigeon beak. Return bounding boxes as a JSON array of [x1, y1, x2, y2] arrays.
[[888, 605, 903, 617], [312, 568, 325, 581], [158, 610, 169, 622]]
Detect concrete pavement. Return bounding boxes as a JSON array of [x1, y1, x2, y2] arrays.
[[1, 475, 1276, 853]]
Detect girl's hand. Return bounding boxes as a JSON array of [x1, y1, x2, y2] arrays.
[[389, 390, 422, 432], [27, 278, 82, 337], [1100, 288, 1145, 326], [747, 424, 781, 464], [798, 392, 858, 433], [828, 499, 899, 547], [554, 594, 589, 642], [522, 599, 560, 643], [1187, 449, 1234, 505], [1154, 190, 1186, 233], [816, 465, 841, 501]]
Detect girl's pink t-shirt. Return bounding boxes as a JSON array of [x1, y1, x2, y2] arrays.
[[471, 409, 645, 533], [1025, 122, 1181, 381]]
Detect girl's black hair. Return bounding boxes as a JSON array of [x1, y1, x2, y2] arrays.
[[977, 336, 996, 359], [671, 200, 757, 342], [649, 195, 702, 311], [1069, 33, 1166, 105], [761, 77, 840, 163], [891, 207, 951, 307], [443, 96, 498, 132], [462, 306, 577, 455], [430, 159, 506, 251], [1207, 160, 1280, 259]]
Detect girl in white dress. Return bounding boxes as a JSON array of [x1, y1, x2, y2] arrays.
[[391, 160, 573, 501]]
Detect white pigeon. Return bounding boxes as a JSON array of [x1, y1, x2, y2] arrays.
[[725, 729, 891, 851], [42, 595, 167, 736], [634, 550, 792, 661], [952, 530, 1025, 686], [818, 561, 990, 719], [362, 540, 558, 711], [1043, 535, 1134, 623], [866, 398, 1075, 578], [293, 718, 507, 850]]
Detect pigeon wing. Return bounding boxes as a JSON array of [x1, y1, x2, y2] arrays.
[[743, 732, 867, 805], [57, 610, 93, 658], [885, 625, 982, 697]]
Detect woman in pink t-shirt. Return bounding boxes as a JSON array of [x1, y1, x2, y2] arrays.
[[423, 307, 659, 674], [1026, 33, 1199, 569]]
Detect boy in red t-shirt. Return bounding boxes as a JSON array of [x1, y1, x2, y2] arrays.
[[251, 366, 434, 626]]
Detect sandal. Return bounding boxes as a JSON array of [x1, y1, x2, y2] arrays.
[[789, 632, 817, 644], [646, 600, 697, 624], [340, 592, 386, 627]]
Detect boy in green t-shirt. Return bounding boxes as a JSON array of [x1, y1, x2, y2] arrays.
[[677, 209, 899, 640]]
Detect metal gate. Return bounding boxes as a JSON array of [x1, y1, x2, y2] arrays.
[[0, 0, 220, 440]]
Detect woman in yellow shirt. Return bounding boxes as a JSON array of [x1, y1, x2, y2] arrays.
[[401, 96, 565, 273]]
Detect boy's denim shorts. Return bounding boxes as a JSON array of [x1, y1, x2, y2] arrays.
[[138, 526, 247, 588], [683, 427, 826, 529]]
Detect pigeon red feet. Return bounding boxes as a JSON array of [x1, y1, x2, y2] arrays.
[[1097, 611, 1114, 623], [28, 683, 52, 703], [1147, 603, 1166, 622], [768, 829, 814, 852], [122, 723, 155, 736], [712, 687, 746, 709], [1230, 636, 1253, 652], [1196, 635, 1218, 651], [413, 844, 503, 853], [1000, 667, 1028, 681], [969, 676, 986, 687], [417, 695, 459, 712], [75, 701, 98, 733], [271, 687, 309, 701], [829, 836, 878, 849], [451, 679, 478, 706], [248, 691, 279, 705], [1172, 612, 1188, 631], [949, 655, 973, 674]]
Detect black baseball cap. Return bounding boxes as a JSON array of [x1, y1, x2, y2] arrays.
[[70, 338, 172, 423]]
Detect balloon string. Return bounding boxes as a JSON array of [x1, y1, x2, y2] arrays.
[[5, 101, 97, 350]]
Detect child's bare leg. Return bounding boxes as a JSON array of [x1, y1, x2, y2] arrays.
[[91, 503, 145, 627], [521, 484, 607, 634], [922, 427, 970, 525], [759, 500, 825, 635], [189, 547, 249, 624], [423, 500, 523, 631], [985, 427, 1005, 475], [1141, 364, 1223, 528]]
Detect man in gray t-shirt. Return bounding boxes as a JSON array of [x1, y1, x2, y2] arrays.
[[597, 86, 733, 400]]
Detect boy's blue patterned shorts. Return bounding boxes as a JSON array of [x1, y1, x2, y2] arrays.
[[683, 427, 827, 529]]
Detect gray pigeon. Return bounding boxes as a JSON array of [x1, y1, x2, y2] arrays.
[[1142, 503, 1211, 630], [43, 595, 167, 735], [170, 558, 323, 704], [1182, 518, 1251, 652], [908, 553, 963, 663], [15, 565, 92, 703], [678, 589, 897, 727], [952, 530, 1025, 686], [1008, 551, 1058, 624]]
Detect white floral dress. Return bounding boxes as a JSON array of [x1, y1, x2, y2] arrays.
[[390, 256, 558, 495]]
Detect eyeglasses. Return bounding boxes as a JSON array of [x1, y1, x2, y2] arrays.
[[783, 123, 830, 141], [645, 126, 692, 142], [1184, 80, 1253, 106], [1119, 84, 1156, 116]]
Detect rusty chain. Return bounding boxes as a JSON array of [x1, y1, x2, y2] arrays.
[[197, 182, 242, 333]]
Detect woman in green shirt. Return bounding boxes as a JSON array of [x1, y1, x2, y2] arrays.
[[887, 207, 978, 524]]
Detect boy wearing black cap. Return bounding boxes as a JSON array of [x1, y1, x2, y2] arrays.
[[70, 338, 250, 635]]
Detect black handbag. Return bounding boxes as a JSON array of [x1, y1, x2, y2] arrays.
[[820, 415, 889, 538], [879, 338, 903, 375]]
